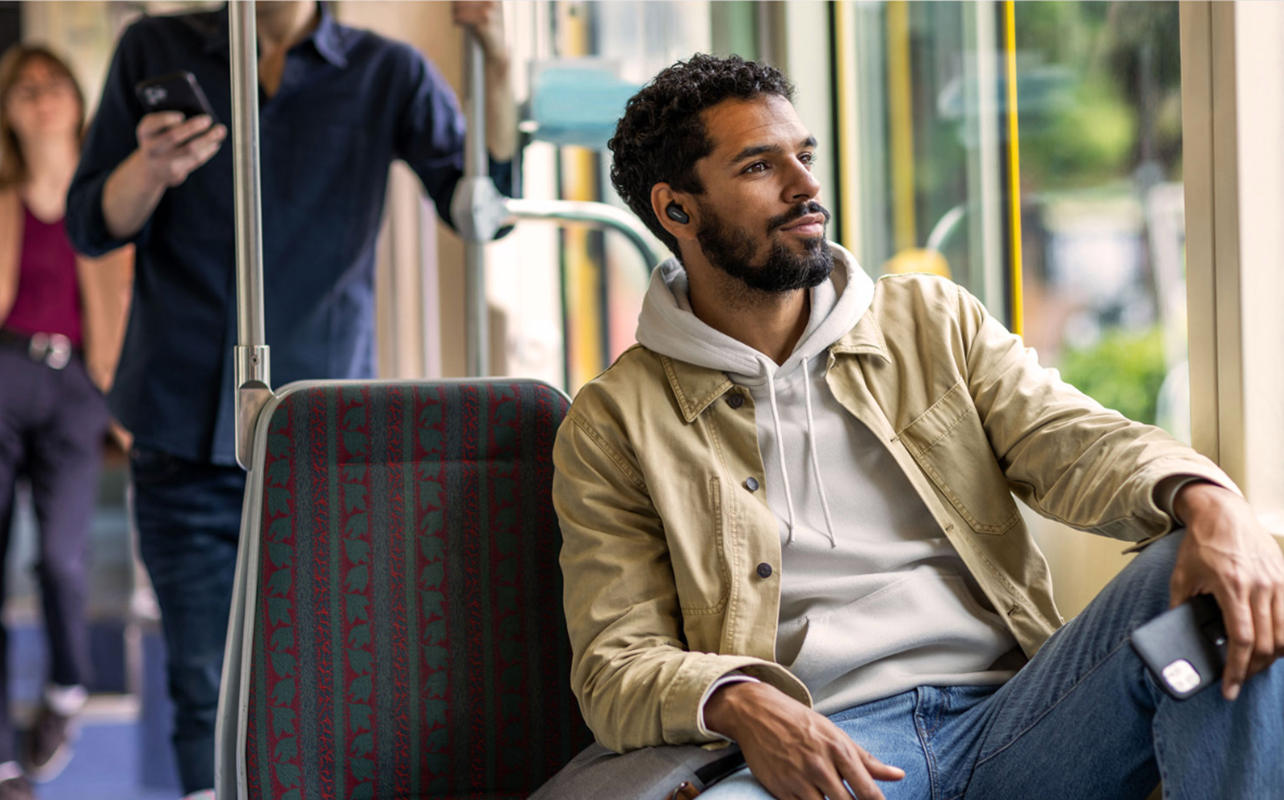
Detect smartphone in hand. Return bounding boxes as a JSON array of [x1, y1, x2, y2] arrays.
[[135, 71, 219, 123], [1130, 594, 1227, 700]]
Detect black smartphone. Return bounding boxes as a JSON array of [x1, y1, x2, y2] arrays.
[[135, 70, 219, 123], [1130, 594, 1227, 700]]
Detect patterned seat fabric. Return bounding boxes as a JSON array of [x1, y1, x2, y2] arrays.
[[243, 382, 593, 799]]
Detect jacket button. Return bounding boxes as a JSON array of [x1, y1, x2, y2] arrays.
[[756, 562, 773, 579], [744, 477, 759, 492], [727, 393, 745, 409]]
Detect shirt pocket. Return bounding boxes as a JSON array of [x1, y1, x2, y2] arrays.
[[663, 475, 731, 616], [896, 380, 1021, 534]]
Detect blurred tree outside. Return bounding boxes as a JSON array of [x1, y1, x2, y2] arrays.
[[868, 2, 1181, 431], [1012, 1, 1182, 430], [1058, 325, 1167, 425], [1013, 2, 1183, 189]]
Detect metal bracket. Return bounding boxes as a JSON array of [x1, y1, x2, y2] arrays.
[[451, 175, 510, 242], [234, 344, 273, 470]]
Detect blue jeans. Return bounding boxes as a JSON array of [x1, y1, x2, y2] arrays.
[[703, 531, 1284, 800], [131, 447, 245, 794]]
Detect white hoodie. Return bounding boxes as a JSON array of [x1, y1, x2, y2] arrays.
[[636, 244, 1020, 714]]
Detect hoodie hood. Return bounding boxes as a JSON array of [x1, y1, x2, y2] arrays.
[[635, 241, 874, 381], [635, 242, 875, 548]]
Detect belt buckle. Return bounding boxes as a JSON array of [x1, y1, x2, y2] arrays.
[[27, 332, 72, 370]]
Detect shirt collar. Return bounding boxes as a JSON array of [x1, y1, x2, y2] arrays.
[[309, 6, 349, 67], [206, 2, 349, 68]]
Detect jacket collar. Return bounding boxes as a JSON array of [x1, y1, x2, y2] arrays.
[[206, 2, 349, 68], [658, 309, 889, 424], [660, 355, 734, 424], [830, 307, 889, 360]]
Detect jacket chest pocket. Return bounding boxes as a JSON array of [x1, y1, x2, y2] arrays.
[[661, 475, 731, 615], [897, 380, 1021, 534]]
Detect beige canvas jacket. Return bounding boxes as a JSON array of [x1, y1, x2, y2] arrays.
[[553, 273, 1234, 754], [0, 189, 132, 393]]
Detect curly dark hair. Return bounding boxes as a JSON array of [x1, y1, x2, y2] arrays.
[[608, 54, 795, 260]]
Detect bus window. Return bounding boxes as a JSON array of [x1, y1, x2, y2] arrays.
[[835, 1, 1189, 616]]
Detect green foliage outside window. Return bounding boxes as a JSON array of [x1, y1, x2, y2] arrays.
[[1057, 325, 1167, 426]]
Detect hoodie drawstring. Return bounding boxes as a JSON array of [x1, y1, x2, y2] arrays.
[[802, 359, 838, 548], [765, 369, 798, 544], [767, 359, 838, 548]]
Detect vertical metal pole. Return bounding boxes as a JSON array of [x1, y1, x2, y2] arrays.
[[231, 1, 272, 468], [232, 2, 265, 349], [464, 31, 489, 376]]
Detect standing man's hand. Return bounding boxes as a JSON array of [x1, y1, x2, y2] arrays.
[[135, 112, 226, 188], [1169, 482, 1284, 701], [452, 1, 508, 66], [451, 1, 516, 161], [102, 112, 226, 240], [704, 681, 905, 800]]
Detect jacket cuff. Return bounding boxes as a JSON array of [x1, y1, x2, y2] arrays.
[[660, 654, 812, 746], [1122, 463, 1240, 553], [696, 672, 760, 741], [1153, 475, 1215, 524]]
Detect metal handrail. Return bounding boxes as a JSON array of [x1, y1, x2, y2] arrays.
[[231, 1, 273, 470], [455, 35, 663, 376], [504, 197, 663, 270], [463, 30, 490, 377]]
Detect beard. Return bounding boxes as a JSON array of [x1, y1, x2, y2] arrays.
[[695, 201, 834, 294]]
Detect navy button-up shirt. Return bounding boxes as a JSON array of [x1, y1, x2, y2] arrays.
[[67, 5, 512, 465]]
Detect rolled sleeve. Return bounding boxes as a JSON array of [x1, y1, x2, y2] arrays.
[[1121, 474, 1237, 554], [1153, 475, 1220, 524], [66, 170, 130, 257], [392, 43, 515, 230]]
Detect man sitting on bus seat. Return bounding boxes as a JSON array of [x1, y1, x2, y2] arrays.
[[549, 54, 1284, 800]]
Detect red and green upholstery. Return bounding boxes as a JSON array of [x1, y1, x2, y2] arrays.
[[232, 380, 592, 799]]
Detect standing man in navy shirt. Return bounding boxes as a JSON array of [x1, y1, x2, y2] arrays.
[[64, 3, 513, 796]]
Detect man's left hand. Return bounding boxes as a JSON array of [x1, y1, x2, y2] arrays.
[[1169, 482, 1284, 701], [452, 2, 508, 67]]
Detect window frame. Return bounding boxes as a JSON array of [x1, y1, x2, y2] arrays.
[[1180, 1, 1284, 539]]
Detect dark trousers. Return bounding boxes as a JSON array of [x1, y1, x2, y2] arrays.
[[0, 346, 108, 763], [130, 446, 245, 794]]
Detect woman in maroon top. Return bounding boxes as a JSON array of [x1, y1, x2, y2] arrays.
[[0, 45, 131, 800]]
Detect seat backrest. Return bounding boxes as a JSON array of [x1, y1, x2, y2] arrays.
[[235, 380, 593, 800]]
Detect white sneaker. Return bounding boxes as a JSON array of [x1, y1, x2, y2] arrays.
[[181, 791, 215, 800]]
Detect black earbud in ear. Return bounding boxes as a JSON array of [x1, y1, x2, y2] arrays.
[[666, 203, 690, 224]]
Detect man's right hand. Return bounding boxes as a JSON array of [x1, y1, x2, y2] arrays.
[[704, 681, 904, 800], [135, 112, 226, 187], [102, 113, 226, 240]]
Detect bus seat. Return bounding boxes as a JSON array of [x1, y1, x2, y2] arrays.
[[216, 379, 594, 799]]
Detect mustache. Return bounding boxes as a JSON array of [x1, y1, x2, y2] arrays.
[[767, 201, 831, 233]]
